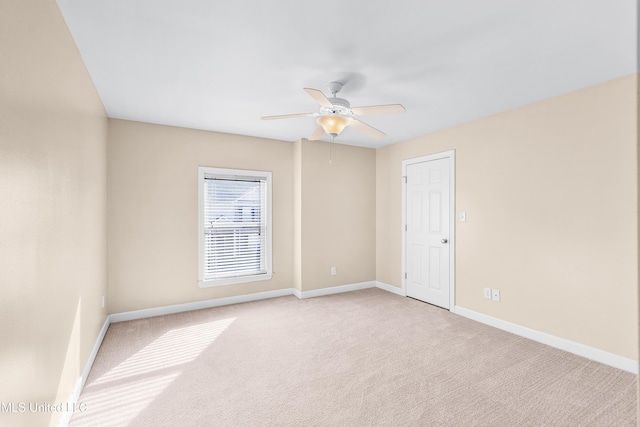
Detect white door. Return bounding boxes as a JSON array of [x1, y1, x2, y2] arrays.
[[405, 157, 451, 309]]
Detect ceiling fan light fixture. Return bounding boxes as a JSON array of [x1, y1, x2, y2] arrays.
[[316, 115, 352, 137], [262, 83, 405, 141]]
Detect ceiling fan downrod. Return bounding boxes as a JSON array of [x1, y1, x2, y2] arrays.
[[327, 81, 343, 97]]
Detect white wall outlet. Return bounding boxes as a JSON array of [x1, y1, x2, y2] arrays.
[[330, 266, 337, 276], [460, 211, 466, 222], [101, 295, 105, 308], [492, 289, 501, 302], [483, 288, 492, 299]]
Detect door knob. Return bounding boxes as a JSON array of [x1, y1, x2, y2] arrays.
[[441, 238, 448, 244]]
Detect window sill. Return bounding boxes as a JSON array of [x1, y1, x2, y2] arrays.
[[198, 273, 272, 288]]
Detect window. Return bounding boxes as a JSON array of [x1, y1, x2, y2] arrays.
[[198, 167, 272, 287]]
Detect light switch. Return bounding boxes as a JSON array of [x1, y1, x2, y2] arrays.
[[460, 211, 466, 222]]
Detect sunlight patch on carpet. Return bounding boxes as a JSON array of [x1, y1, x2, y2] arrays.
[[70, 317, 235, 426]]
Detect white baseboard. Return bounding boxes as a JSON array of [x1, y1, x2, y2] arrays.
[[109, 288, 295, 323], [455, 306, 638, 374], [110, 281, 385, 322], [59, 316, 110, 427], [375, 281, 405, 296], [295, 281, 376, 299]]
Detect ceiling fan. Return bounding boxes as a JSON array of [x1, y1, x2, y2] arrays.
[[261, 81, 406, 140]]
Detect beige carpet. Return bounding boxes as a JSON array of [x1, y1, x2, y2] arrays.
[[70, 288, 637, 426]]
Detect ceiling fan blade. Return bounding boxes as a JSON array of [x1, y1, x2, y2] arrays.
[[351, 119, 386, 139], [351, 104, 406, 116], [303, 88, 333, 108], [308, 125, 324, 141], [261, 112, 315, 120]]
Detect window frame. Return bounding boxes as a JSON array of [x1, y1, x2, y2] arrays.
[[198, 166, 273, 288]]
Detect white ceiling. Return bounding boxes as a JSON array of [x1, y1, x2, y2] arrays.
[[56, 0, 637, 149]]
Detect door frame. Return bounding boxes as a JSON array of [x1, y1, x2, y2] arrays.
[[402, 150, 456, 312]]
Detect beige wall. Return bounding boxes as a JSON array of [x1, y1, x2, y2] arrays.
[[377, 75, 638, 360], [107, 120, 295, 313], [637, 70, 640, 421], [108, 122, 377, 310], [297, 140, 376, 291], [0, 1, 108, 426], [293, 140, 303, 292]]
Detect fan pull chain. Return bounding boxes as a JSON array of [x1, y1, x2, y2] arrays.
[[329, 136, 333, 164]]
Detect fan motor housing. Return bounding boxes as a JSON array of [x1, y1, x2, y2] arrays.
[[325, 97, 351, 115]]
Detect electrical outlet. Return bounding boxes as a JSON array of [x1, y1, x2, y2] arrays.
[[330, 266, 337, 276], [483, 288, 492, 299], [101, 295, 105, 308], [492, 289, 500, 302]]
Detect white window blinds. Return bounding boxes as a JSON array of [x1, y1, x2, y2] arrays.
[[202, 174, 268, 281]]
